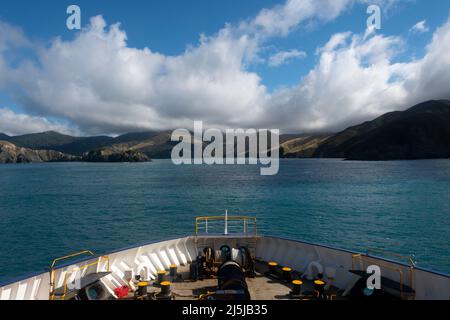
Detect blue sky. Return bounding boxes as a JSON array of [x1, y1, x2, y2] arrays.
[[1, 0, 450, 135], [2, 0, 448, 88]]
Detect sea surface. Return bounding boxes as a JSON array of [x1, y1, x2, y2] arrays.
[[1, 159, 450, 283]]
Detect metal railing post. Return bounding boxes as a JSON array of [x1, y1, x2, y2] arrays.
[[194, 215, 257, 240]]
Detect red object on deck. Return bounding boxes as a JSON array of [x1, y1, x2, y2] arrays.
[[114, 286, 129, 299]]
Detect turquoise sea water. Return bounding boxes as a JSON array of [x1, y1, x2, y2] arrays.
[[1, 159, 450, 283]]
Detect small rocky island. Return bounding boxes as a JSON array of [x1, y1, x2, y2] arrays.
[[0, 141, 78, 163], [82, 148, 151, 162]]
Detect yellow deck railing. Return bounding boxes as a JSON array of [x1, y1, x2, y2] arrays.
[[195, 216, 257, 242], [51, 256, 110, 300], [49, 250, 110, 300], [50, 250, 95, 271], [352, 252, 415, 299], [365, 248, 416, 267]]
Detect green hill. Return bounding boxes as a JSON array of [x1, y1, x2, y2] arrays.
[[3, 100, 449, 161]]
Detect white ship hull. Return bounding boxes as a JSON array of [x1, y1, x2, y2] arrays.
[[1, 235, 450, 300]]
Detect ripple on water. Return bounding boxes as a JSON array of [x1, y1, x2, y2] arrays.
[[0, 159, 450, 283]]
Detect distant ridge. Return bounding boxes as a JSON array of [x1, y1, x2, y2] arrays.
[[0, 130, 321, 159], [314, 100, 450, 160], [2, 100, 450, 161], [0, 133, 10, 140], [4, 131, 114, 155], [7, 131, 79, 149], [0, 130, 174, 160]]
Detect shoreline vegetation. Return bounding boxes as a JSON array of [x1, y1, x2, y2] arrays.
[[1, 100, 450, 164]]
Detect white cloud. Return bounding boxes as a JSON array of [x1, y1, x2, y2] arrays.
[[404, 18, 450, 103], [242, 0, 400, 39], [262, 32, 409, 131], [241, 0, 353, 38], [0, 108, 76, 136], [0, 21, 29, 52], [1, 0, 450, 137], [2, 0, 357, 135], [410, 20, 430, 34], [268, 49, 307, 67], [0, 21, 30, 88], [262, 16, 450, 132], [5, 16, 267, 133]]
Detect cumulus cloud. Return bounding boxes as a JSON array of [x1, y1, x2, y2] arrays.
[[2, 0, 359, 134], [268, 49, 307, 67], [262, 32, 408, 131], [410, 20, 430, 34], [0, 108, 75, 136], [263, 16, 450, 132], [404, 18, 450, 103], [0, 0, 449, 136], [5, 16, 267, 133]]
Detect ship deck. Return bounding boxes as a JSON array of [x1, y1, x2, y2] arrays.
[[4, 234, 449, 300], [128, 261, 345, 301]]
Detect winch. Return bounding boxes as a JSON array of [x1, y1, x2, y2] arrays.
[[192, 244, 254, 300], [216, 260, 251, 300]]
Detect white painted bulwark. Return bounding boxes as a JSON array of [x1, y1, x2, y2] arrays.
[[1, 236, 449, 300]]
